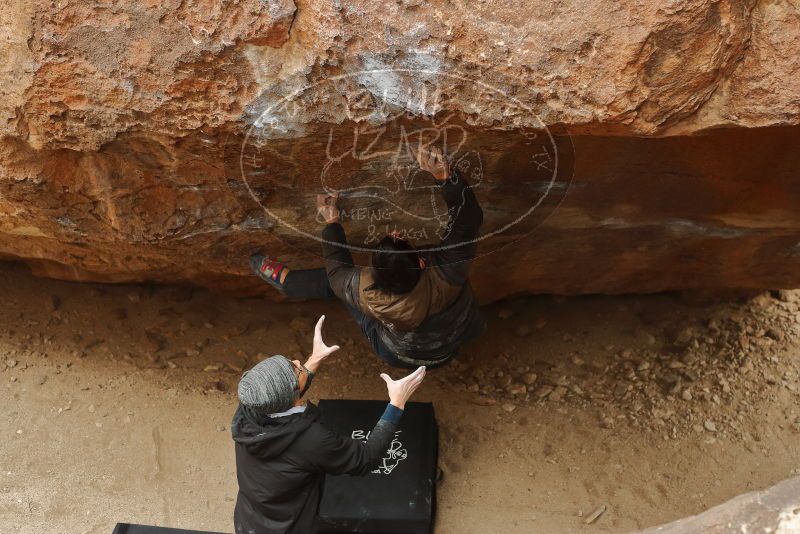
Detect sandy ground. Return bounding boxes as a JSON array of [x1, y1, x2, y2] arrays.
[[1, 261, 799, 534]]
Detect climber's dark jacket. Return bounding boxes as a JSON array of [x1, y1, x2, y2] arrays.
[[322, 169, 485, 367]]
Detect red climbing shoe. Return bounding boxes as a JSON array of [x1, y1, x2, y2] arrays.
[[250, 255, 287, 291]]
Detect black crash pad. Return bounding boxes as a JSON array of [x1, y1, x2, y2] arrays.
[[317, 400, 438, 534], [112, 524, 227, 534]]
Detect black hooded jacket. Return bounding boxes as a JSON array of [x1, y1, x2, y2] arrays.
[[231, 402, 400, 534]]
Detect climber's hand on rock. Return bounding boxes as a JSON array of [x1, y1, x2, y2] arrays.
[[316, 193, 340, 224], [381, 366, 426, 410], [417, 145, 449, 181]]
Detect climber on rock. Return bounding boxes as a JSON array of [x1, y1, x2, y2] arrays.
[[250, 144, 485, 369], [232, 315, 426, 534]]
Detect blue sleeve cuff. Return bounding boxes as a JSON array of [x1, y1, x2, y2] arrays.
[[380, 403, 404, 426]]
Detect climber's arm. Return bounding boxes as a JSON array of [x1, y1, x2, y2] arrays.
[[417, 146, 484, 285], [318, 194, 360, 308]]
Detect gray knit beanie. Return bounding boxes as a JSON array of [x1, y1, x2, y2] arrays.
[[238, 355, 298, 415]]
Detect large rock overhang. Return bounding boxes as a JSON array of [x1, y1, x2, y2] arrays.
[[0, 0, 798, 299]]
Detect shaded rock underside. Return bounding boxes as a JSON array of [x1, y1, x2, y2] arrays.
[[0, 0, 799, 299]]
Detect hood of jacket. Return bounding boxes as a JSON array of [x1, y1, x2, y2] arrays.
[[231, 403, 318, 461], [358, 267, 462, 331]]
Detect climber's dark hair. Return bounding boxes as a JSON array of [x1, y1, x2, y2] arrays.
[[368, 235, 421, 295]]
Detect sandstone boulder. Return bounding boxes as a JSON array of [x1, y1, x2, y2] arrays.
[[638, 476, 800, 533], [0, 0, 798, 298]]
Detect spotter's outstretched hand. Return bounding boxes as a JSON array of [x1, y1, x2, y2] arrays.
[[306, 315, 340, 372], [381, 366, 426, 410]]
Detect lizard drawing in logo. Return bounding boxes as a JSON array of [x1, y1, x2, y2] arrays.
[[372, 431, 408, 475], [351, 429, 408, 475], [319, 119, 484, 243]]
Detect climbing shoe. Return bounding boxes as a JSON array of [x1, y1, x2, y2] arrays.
[[250, 254, 287, 292]]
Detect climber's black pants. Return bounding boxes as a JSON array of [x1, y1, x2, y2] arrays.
[[277, 268, 401, 365]]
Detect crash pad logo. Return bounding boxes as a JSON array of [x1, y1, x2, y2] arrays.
[[239, 53, 573, 264], [351, 429, 407, 475]]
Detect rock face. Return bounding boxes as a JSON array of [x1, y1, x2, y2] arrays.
[[0, 0, 799, 299], [638, 476, 800, 533]]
